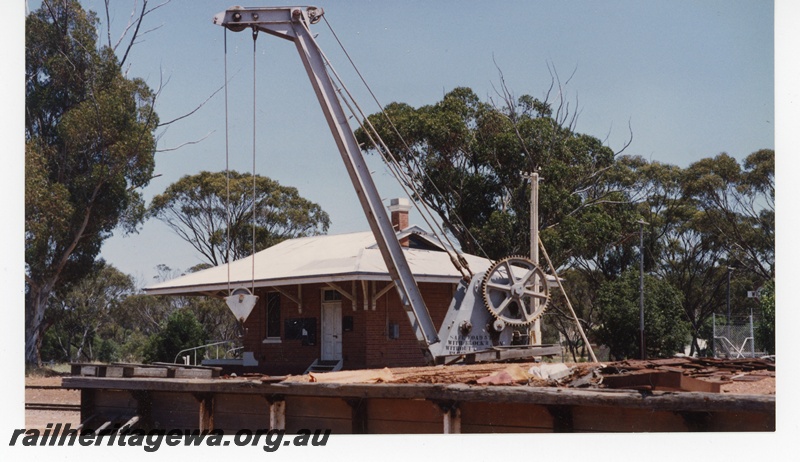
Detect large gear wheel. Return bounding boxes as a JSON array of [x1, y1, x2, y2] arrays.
[[481, 255, 550, 326]]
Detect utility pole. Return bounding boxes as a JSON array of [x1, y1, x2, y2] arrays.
[[526, 172, 541, 345], [530, 172, 539, 266], [727, 266, 733, 325], [637, 220, 648, 360]]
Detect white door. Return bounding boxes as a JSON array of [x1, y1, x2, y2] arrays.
[[321, 302, 342, 361]]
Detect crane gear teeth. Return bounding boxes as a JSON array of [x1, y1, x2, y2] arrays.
[[481, 255, 551, 326]]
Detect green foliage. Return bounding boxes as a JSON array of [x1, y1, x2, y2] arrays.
[[681, 151, 774, 280], [38, 260, 238, 365], [193, 297, 242, 341], [25, 0, 158, 364], [148, 171, 331, 266], [542, 268, 602, 361], [595, 269, 690, 360], [42, 262, 134, 363], [108, 264, 240, 363], [144, 309, 207, 364], [357, 87, 628, 263], [95, 338, 118, 363], [115, 330, 150, 363], [756, 280, 775, 355], [40, 328, 69, 363], [357, 83, 774, 356]]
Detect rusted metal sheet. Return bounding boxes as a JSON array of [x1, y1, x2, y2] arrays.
[[597, 357, 774, 392]]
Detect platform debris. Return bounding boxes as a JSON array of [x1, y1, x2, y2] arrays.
[[63, 356, 775, 433], [265, 356, 776, 394], [67, 356, 775, 394]]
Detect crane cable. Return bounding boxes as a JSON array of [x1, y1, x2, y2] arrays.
[[250, 27, 258, 293], [337, 91, 471, 281], [318, 18, 466, 258], [309, 20, 472, 280], [224, 28, 231, 295], [322, 16, 493, 267], [301, 20, 463, 269], [222, 26, 260, 296]]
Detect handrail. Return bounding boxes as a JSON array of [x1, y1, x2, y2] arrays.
[[173, 340, 242, 365]]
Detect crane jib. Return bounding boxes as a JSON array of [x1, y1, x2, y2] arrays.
[[213, 6, 441, 358], [212, 6, 561, 365]]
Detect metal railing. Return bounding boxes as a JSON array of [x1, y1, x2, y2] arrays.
[[173, 340, 243, 366]]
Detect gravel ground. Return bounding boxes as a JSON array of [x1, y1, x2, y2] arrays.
[[721, 376, 776, 394], [25, 376, 80, 432]]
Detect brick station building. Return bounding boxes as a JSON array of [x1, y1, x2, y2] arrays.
[[145, 199, 492, 375]]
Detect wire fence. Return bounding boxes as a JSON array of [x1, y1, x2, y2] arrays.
[[712, 314, 766, 358]]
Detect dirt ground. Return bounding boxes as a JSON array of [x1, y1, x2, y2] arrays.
[[720, 374, 776, 394], [25, 376, 81, 432]]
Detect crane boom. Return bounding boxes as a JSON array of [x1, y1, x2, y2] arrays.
[[213, 6, 560, 365], [214, 6, 440, 361]]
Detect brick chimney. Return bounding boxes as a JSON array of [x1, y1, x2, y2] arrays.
[[388, 198, 412, 246]]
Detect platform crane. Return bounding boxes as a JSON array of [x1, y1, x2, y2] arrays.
[[213, 6, 558, 364]]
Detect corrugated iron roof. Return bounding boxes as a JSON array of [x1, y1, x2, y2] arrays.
[[145, 228, 492, 296]]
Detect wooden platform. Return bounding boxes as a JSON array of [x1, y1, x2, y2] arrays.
[[62, 373, 775, 433]]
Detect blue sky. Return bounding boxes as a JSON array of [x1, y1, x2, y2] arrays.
[[17, 1, 776, 284], [5, 0, 798, 451]]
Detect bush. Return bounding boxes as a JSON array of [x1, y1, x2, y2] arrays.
[[595, 269, 690, 360], [116, 330, 149, 363], [756, 280, 775, 355], [144, 309, 206, 363], [95, 338, 118, 363]]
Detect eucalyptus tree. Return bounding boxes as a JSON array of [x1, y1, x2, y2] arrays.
[[25, 1, 159, 365], [627, 158, 727, 355], [356, 86, 629, 265], [354, 82, 773, 358], [356, 85, 639, 355], [117, 264, 242, 348], [148, 171, 331, 266], [43, 263, 134, 362], [682, 150, 774, 281]]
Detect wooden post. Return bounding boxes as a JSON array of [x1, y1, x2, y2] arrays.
[[269, 399, 286, 430], [131, 390, 153, 430], [346, 398, 368, 434], [195, 393, 214, 431], [435, 401, 461, 434], [79, 388, 96, 431], [443, 407, 461, 434], [546, 405, 574, 432], [526, 172, 542, 345]]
